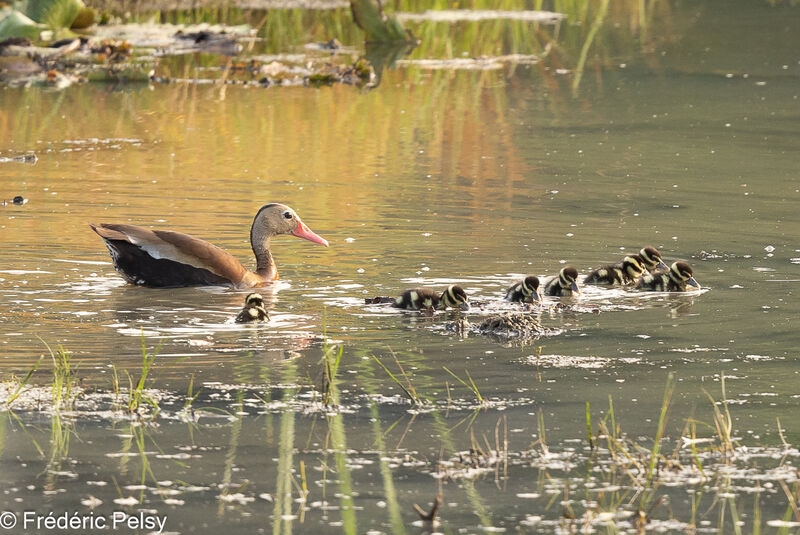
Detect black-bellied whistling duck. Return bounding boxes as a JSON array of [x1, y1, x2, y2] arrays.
[[90, 203, 328, 288], [393, 285, 470, 311], [635, 261, 700, 292], [585, 255, 645, 286], [236, 293, 270, 323], [543, 266, 580, 297], [638, 246, 669, 272], [505, 276, 541, 303]]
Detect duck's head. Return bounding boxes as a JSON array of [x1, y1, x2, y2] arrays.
[[670, 261, 700, 288], [639, 246, 668, 271], [251, 203, 329, 247], [622, 255, 646, 279], [442, 284, 470, 311], [559, 266, 580, 293], [521, 275, 541, 301]]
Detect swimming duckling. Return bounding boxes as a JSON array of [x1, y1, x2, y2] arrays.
[[543, 266, 580, 297], [635, 261, 700, 292], [393, 285, 470, 311], [235, 293, 270, 323], [585, 255, 645, 286], [637, 246, 669, 272], [505, 276, 541, 303]]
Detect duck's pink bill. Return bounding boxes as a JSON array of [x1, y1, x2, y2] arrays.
[[292, 220, 329, 247]]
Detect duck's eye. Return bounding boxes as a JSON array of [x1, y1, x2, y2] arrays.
[[283, 211, 293, 220]]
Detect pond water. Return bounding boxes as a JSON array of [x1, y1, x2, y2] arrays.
[[1, 1, 799, 533]]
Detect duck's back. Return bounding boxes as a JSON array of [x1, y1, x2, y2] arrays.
[[90, 223, 247, 287]]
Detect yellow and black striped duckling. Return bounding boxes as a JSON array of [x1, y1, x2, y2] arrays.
[[635, 261, 700, 292], [235, 293, 270, 323], [393, 285, 470, 311], [543, 266, 580, 297], [585, 255, 646, 286], [637, 246, 669, 272], [505, 276, 541, 303]]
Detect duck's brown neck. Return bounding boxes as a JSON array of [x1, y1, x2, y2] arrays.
[[251, 226, 278, 281], [254, 244, 277, 280]]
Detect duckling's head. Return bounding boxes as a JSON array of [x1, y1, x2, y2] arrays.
[[236, 293, 270, 322], [442, 284, 470, 311], [622, 256, 646, 279], [670, 261, 700, 288], [559, 266, 580, 293], [244, 293, 265, 306], [639, 246, 669, 271], [521, 276, 541, 301]]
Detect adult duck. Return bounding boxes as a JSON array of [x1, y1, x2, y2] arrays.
[[90, 203, 328, 288]]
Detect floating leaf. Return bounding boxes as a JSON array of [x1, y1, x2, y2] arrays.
[[0, 9, 44, 40], [18, 0, 85, 30]]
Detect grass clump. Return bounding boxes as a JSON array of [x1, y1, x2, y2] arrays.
[[124, 336, 159, 415]]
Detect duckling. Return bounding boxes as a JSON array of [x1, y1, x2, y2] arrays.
[[585, 255, 645, 286], [637, 246, 669, 272], [505, 276, 541, 303], [635, 261, 700, 292], [235, 293, 270, 323], [543, 266, 580, 297], [393, 285, 470, 311]]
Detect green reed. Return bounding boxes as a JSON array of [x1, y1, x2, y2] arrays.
[[43, 341, 77, 411], [443, 366, 483, 404], [125, 335, 160, 415], [3, 356, 42, 408]]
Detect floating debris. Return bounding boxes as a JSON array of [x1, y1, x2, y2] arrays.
[[92, 22, 254, 49], [304, 38, 350, 53], [396, 54, 539, 71], [445, 312, 555, 341], [364, 295, 396, 304], [0, 153, 37, 163], [171, 29, 242, 56], [396, 10, 565, 23], [1, 195, 28, 206]]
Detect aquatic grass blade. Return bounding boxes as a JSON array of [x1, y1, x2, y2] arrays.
[[4, 356, 42, 407]]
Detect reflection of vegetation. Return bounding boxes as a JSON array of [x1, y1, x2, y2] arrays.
[[272, 363, 299, 535], [321, 346, 358, 534], [93, 0, 677, 95], [218, 391, 244, 515], [43, 413, 75, 493], [368, 404, 406, 534], [350, 0, 413, 43]]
